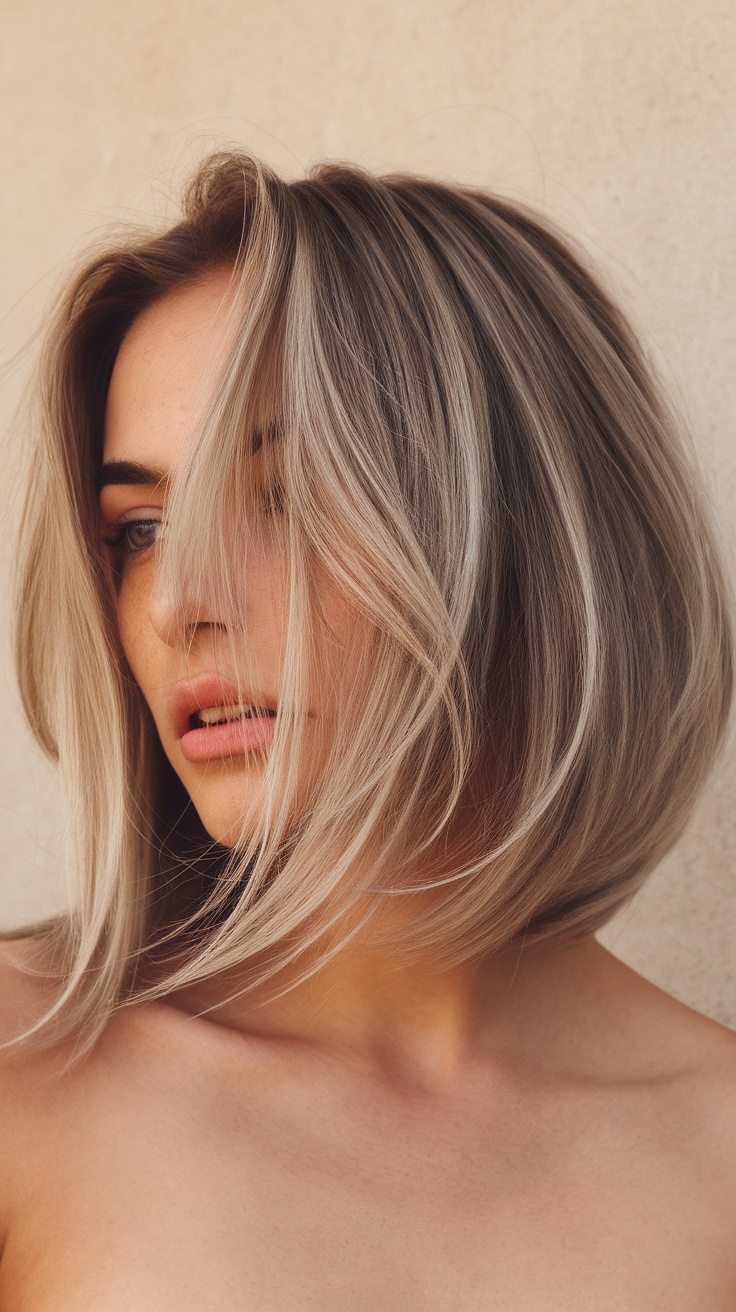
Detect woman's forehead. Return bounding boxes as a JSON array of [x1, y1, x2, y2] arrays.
[[102, 267, 267, 475]]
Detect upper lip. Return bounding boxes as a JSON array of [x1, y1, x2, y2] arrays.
[[168, 673, 278, 739]]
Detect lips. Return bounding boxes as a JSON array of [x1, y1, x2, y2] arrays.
[[169, 674, 278, 764]]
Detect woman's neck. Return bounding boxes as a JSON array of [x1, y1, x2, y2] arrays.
[[162, 931, 613, 1089]]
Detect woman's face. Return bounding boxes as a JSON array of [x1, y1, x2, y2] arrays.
[[100, 267, 332, 844]]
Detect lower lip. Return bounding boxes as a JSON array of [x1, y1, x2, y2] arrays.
[[179, 713, 277, 763]]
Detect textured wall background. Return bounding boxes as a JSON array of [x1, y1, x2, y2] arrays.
[[1, 0, 734, 1023]]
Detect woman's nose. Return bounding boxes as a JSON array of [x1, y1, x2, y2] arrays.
[[148, 583, 219, 648], [148, 584, 185, 647]]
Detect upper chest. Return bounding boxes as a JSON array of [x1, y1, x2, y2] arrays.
[[1, 1029, 734, 1312]]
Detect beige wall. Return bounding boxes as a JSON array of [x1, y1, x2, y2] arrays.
[[1, 0, 734, 1023]]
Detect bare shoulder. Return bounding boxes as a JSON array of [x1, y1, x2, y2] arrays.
[[666, 993, 736, 1165], [0, 937, 49, 1060], [0, 936, 68, 1055], [595, 944, 736, 1182], [0, 939, 73, 1228], [0, 934, 66, 1077]]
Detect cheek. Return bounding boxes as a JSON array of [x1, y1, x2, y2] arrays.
[[309, 580, 373, 706], [243, 554, 290, 652], [114, 567, 158, 688]]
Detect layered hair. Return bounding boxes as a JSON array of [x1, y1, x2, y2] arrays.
[[13, 150, 733, 1046]]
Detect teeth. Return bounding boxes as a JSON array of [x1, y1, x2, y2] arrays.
[[196, 703, 273, 726]]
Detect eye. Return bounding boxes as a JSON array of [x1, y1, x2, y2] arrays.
[[103, 516, 163, 557]]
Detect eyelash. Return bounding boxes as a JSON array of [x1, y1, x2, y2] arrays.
[[103, 518, 162, 557]]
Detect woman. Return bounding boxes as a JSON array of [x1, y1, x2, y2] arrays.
[[0, 151, 734, 1308]]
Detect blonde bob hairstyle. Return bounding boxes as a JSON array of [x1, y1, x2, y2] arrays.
[[13, 150, 733, 1048]]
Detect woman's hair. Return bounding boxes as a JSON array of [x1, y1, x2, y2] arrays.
[[12, 150, 733, 1047]]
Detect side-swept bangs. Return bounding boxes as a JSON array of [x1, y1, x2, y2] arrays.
[[13, 151, 733, 1045]]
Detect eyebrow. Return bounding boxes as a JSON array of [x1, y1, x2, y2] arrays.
[[97, 424, 282, 492], [97, 461, 170, 492]]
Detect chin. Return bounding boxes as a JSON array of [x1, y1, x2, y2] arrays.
[[177, 763, 266, 849], [196, 806, 264, 849]]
